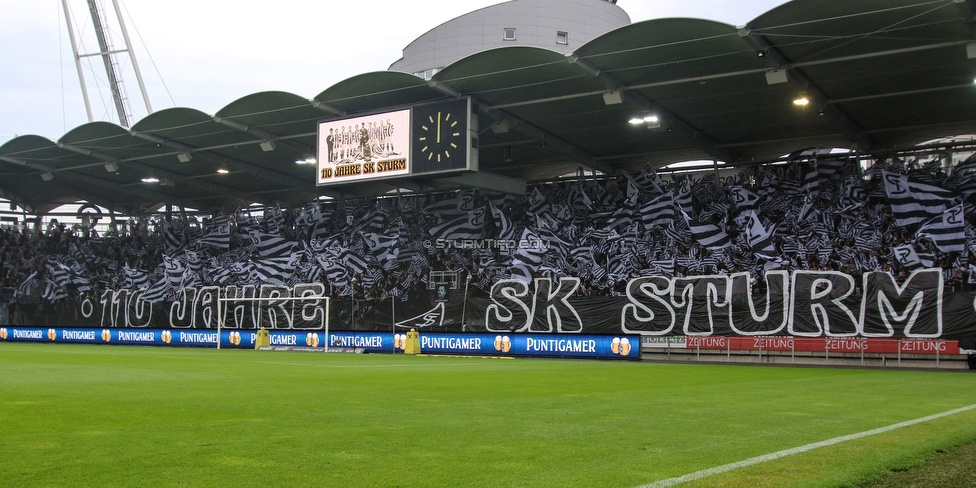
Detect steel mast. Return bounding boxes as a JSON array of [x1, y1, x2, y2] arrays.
[[61, 0, 153, 128]]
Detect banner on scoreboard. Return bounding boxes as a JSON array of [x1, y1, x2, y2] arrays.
[[317, 109, 411, 185]]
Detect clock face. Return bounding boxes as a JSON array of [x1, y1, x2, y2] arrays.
[[411, 98, 469, 175], [418, 110, 461, 164]]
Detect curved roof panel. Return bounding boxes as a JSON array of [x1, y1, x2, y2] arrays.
[[314, 71, 444, 114]]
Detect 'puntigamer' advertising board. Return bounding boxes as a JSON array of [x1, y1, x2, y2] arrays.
[[0, 327, 639, 359], [316, 98, 475, 186]]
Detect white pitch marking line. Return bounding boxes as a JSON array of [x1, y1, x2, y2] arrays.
[[636, 403, 976, 488]]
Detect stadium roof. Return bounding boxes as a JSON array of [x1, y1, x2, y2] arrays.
[[2, 0, 976, 215]]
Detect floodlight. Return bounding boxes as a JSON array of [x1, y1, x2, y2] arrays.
[[630, 112, 661, 128], [177, 152, 192, 163], [793, 92, 810, 106], [260, 140, 277, 152], [104, 162, 119, 172], [40, 172, 54, 181]]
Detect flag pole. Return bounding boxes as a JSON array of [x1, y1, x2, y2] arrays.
[[461, 275, 471, 332]]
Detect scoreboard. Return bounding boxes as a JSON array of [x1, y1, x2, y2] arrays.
[[316, 98, 476, 186]]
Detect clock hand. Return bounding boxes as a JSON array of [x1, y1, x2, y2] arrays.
[[437, 112, 441, 144]]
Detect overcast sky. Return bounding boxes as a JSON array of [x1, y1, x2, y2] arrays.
[[0, 0, 785, 142]]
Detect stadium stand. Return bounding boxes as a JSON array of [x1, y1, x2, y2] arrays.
[[4, 150, 976, 306]]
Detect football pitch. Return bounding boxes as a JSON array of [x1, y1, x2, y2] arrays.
[[1, 343, 975, 488]]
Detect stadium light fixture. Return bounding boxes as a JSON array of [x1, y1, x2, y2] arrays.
[[104, 162, 119, 172], [602, 90, 623, 105], [793, 92, 810, 106], [40, 172, 54, 181], [216, 168, 229, 174], [141, 176, 159, 183], [630, 112, 661, 128], [177, 152, 192, 163], [260, 140, 277, 152], [295, 156, 317, 165], [490, 120, 510, 134], [765, 69, 788, 85]]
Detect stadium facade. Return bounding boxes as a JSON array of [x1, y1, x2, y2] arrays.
[[389, 0, 630, 79]]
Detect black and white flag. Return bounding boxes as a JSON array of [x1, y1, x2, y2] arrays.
[[916, 204, 966, 253]]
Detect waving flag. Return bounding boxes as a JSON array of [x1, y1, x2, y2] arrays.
[[916, 204, 966, 253], [681, 210, 731, 249], [882, 171, 955, 227], [639, 192, 675, 229], [744, 211, 777, 259]]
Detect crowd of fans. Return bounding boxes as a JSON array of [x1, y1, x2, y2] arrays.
[[3, 150, 976, 306]]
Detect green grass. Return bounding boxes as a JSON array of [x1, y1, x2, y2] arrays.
[[1, 343, 974, 488]]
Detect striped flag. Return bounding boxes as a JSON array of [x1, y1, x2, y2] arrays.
[[729, 186, 760, 213], [513, 228, 548, 269], [162, 255, 185, 290], [332, 248, 370, 277], [41, 278, 68, 302], [681, 210, 731, 249], [361, 232, 399, 264], [161, 220, 186, 254], [252, 251, 301, 285], [489, 203, 516, 240], [799, 162, 819, 195], [916, 204, 966, 253], [639, 192, 675, 229], [198, 223, 231, 250], [882, 171, 956, 227], [744, 211, 777, 259], [15, 272, 39, 298], [817, 157, 847, 180], [674, 179, 694, 214], [248, 230, 297, 258], [632, 165, 665, 194], [139, 277, 172, 303], [123, 265, 150, 290], [263, 204, 285, 234], [428, 210, 484, 241]]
